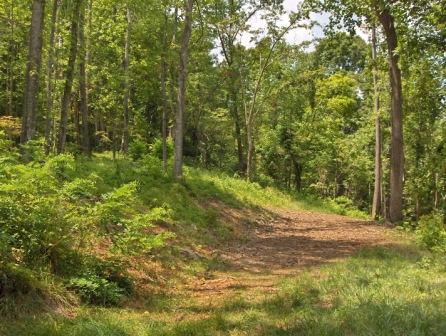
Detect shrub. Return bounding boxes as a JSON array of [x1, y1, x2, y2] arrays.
[[62, 174, 98, 201], [129, 139, 149, 161], [94, 181, 138, 232], [67, 276, 124, 306], [113, 208, 174, 255], [150, 137, 173, 160], [20, 137, 46, 162], [416, 211, 446, 253], [0, 264, 43, 297]]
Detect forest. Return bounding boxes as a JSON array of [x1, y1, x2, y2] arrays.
[[0, 0, 445, 335]]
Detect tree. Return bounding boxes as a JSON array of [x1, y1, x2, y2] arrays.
[[79, 0, 90, 155], [44, 0, 59, 154], [371, 24, 382, 220], [303, 0, 406, 222], [242, 16, 300, 180], [20, 0, 46, 145], [160, 3, 169, 172], [376, 5, 403, 223], [173, 0, 194, 179], [122, 4, 131, 154], [58, 0, 82, 153]]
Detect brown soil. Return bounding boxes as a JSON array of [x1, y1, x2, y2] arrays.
[[186, 207, 395, 299]]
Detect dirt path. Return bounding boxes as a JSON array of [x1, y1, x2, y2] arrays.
[[187, 208, 394, 300]]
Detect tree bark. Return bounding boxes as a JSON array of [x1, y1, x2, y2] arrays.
[[58, 0, 82, 153], [79, 0, 91, 155], [44, 0, 59, 154], [230, 76, 244, 172], [20, 0, 46, 144], [371, 25, 382, 220], [245, 111, 255, 181], [6, 0, 15, 116], [173, 0, 194, 179], [377, 8, 404, 223], [168, 6, 179, 138], [122, 5, 131, 154], [161, 6, 169, 172]]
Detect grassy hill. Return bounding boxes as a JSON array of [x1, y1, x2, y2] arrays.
[[1, 153, 445, 335]]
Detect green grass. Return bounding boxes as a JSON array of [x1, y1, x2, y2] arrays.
[[77, 153, 369, 218], [5, 153, 443, 335], [3, 246, 445, 336]]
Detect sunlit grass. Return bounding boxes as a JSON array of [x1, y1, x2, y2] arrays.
[[4, 246, 445, 336]]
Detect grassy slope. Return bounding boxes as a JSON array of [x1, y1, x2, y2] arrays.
[[2, 154, 446, 335], [4, 247, 446, 336]]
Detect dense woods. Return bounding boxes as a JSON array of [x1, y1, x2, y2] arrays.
[[0, 0, 445, 334], [0, 0, 444, 221]]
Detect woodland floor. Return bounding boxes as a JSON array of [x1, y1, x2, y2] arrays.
[[6, 206, 446, 336], [182, 207, 394, 306]]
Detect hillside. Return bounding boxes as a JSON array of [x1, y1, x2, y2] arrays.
[[1, 154, 445, 335]]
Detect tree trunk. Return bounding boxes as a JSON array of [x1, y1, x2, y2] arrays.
[[6, 0, 15, 116], [173, 0, 194, 179], [168, 6, 179, 136], [294, 160, 302, 191], [79, 0, 90, 155], [230, 83, 244, 172], [45, 0, 58, 154], [58, 0, 82, 153], [377, 8, 404, 223], [20, 0, 46, 144], [371, 25, 382, 220], [161, 7, 169, 172], [74, 93, 81, 146], [122, 5, 131, 154], [246, 114, 254, 181]]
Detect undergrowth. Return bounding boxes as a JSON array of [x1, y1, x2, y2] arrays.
[[3, 246, 445, 336]]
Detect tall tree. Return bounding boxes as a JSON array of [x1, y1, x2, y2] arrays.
[[58, 0, 82, 153], [161, 4, 169, 172], [376, 6, 403, 223], [6, 0, 15, 116], [371, 24, 382, 220], [173, 0, 194, 179], [302, 0, 406, 222], [122, 4, 131, 154], [78, 0, 90, 155], [243, 17, 299, 181], [44, 0, 59, 154], [213, 0, 258, 173], [20, 0, 46, 144]]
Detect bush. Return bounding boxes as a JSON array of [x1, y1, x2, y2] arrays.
[[67, 276, 124, 306], [150, 137, 173, 160], [20, 137, 46, 162], [0, 264, 43, 297], [94, 181, 138, 231], [129, 139, 149, 161], [416, 211, 446, 253], [62, 174, 99, 201], [113, 209, 174, 255], [328, 196, 354, 215]]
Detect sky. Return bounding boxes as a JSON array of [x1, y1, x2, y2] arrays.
[[238, 0, 368, 48], [212, 0, 369, 61]]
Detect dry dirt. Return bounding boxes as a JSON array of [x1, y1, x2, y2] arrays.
[[186, 208, 395, 300]]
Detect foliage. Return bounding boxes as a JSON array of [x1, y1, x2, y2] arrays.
[[416, 211, 446, 253], [128, 139, 149, 161], [150, 138, 174, 161], [3, 246, 446, 335], [0, 154, 173, 309], [67, 276, 123, 306]]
